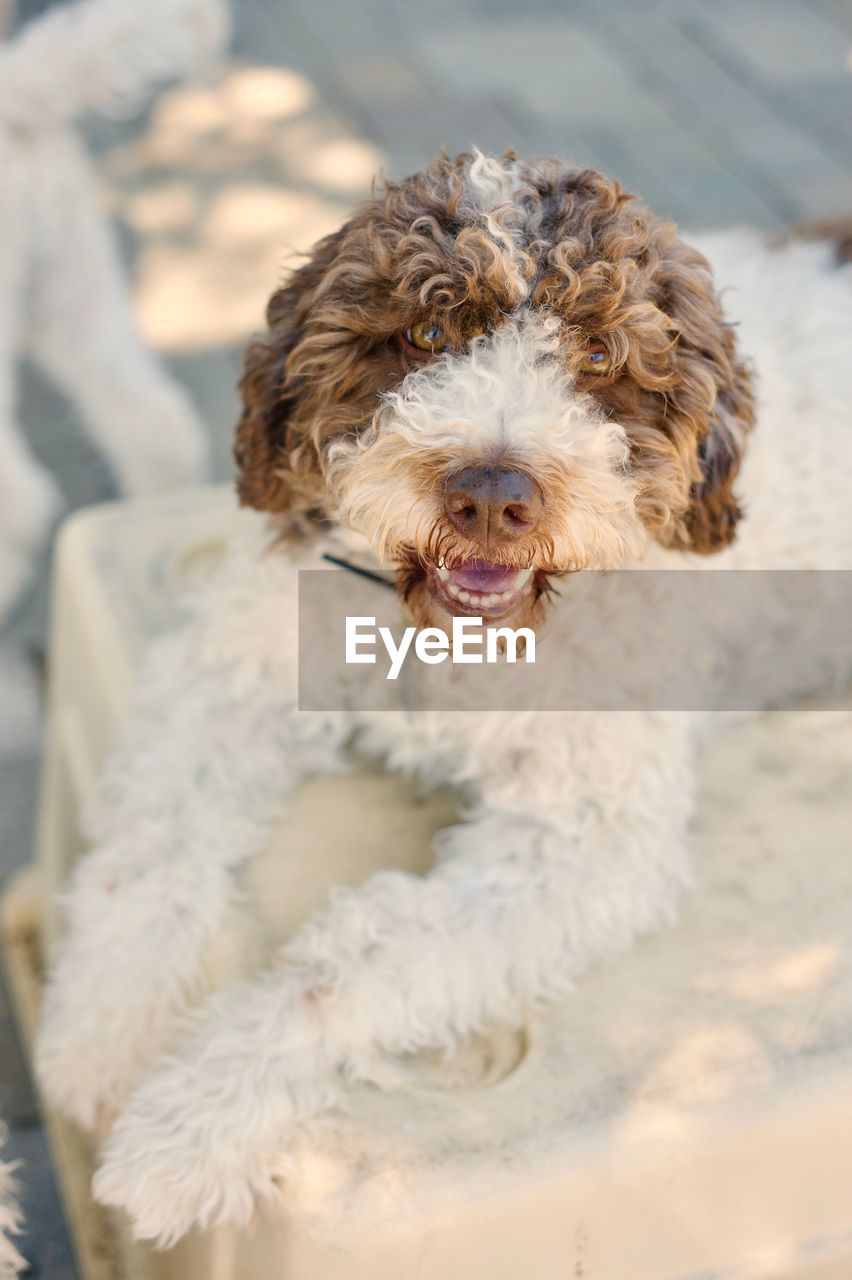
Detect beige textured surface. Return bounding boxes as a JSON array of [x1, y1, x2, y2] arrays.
[[4, 487, 852, 1280]]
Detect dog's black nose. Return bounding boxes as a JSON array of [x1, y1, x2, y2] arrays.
[[444, 465, 543, 545]]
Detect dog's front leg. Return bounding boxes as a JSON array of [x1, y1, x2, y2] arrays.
[[36, 536, 350, 1133], [94, 711, 696, 1245]]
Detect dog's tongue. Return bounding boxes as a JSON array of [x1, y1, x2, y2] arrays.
[[447, 559, 520, 593]]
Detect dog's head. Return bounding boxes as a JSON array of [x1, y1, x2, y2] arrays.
[[236, 151, 754, 629]]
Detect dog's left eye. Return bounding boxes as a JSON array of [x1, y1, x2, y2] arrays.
[[404, 320, 448, 354], [578, 345, 612, 376]]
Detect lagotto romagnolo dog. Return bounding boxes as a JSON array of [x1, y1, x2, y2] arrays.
[[36, 151, 852, 1245]]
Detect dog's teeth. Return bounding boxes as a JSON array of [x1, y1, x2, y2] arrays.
[[436, 564, 450, 580], [437, 557, 445, 569], [442, 575, 532, 608]]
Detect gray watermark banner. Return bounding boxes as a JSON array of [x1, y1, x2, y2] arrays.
[[298, 569, 852, 712]]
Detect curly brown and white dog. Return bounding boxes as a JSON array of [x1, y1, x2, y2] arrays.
[[36, 150, 852, 1244]]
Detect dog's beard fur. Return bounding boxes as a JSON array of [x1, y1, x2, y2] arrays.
[[234, 150, 756, 630]]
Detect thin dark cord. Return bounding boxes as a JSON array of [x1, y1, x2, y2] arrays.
[[321, 553, 396, 590]]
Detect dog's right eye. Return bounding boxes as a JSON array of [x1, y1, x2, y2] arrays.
[[578, 344, 612, 376], [403, 321, 448, 354]]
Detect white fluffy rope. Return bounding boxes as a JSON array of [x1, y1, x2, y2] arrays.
[[0, 0, 230, 130], [0, 1130, 23, 1279], [0, 0, 226, 632]]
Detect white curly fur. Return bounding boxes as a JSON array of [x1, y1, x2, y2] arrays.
[[37, 226, 852, 1245], [0, 1129, 23, 1279], [0, 0, 228, 625]]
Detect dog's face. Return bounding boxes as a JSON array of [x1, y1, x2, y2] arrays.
[[236, 151, 754, 630]]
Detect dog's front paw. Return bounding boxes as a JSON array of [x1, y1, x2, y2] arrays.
[[92, 1074, 286, 1247], [92, 990, 340, 1245]]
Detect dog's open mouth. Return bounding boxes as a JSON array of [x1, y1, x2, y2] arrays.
[[429, 559, 535, 617]]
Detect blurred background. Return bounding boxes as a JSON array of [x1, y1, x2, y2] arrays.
[[2, 0, 852, 1272]]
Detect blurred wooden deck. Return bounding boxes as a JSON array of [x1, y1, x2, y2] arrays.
[[243, 0, 852, 227], [3, 0, 852, 1275]]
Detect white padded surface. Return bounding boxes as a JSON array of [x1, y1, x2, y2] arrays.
[[39, 489, 852, 1280]]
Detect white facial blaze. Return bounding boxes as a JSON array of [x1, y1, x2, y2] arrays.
[[328, 311, 647, 569], [461, 149, 530, 301], [464, 150, 525, 213]]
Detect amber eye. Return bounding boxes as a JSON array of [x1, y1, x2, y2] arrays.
[[578, 346, 612, 376], [405, 320, 448, 354]]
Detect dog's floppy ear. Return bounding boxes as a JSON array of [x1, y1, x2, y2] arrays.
[[653, 234, 755, 554], [681, 385, 750, 552], [234, 228, 345, 527]]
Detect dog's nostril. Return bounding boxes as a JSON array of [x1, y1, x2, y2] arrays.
[[444, 465, 543, 544]]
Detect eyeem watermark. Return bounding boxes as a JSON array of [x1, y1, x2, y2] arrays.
[[346, 615, 536, 680]]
